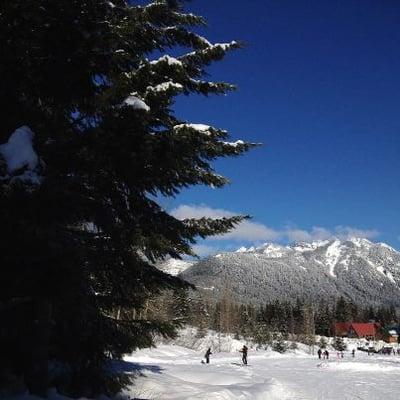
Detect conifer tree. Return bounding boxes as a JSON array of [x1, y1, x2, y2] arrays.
[[335, 296, 352, 322], [272, 332, 288, 353], [0, 0, 255, 396], [333, 336, 347, 352]]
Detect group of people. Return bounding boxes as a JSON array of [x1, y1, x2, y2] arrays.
[[317, 348, 356, 360], [204, 345, 248, 365], [317, 348, 330, 359]]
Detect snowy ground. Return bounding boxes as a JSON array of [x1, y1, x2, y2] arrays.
[[122, 345, 400, 400]]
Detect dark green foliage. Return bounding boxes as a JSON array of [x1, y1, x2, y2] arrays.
[[187, 294, 399, 348], [0, 0, 254, 396], [332, 337, 347, 352], [318, 337, 328, 349], [315, 303, 333, 336], [335, 296, 352, 322], [272, 333, 288, 353]]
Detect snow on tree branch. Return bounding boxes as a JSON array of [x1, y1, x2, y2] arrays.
[[0, 126, 43, 185]]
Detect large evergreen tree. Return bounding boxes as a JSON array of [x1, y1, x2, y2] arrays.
[[0, 0, 255, 396]]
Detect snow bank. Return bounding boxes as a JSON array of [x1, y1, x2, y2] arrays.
[[167, 327, 246, 353], [159, 327, 311, 357], [124, 343, 400, 400]]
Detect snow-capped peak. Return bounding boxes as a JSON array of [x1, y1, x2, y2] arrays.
[[181, 238, 400, 308], [348, 237, 373, 248], [378, 242, 396, 252], [292, 240, 330, 252], [235, 246, 248, 253]]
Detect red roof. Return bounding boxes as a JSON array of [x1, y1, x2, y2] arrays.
[[350, 323, 378, 337], [334, 322, 380, 337], [334, 322, 351, 334]]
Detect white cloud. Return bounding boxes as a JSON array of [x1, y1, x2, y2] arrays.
[[333, 226, 379, 240], [171, 204, 233, 220], [191, 244, 220, 258], [171, 204, 379, 245], [284, 225, 379, 243], [219, 220, 279, 241], [171, 204, 279, 242]]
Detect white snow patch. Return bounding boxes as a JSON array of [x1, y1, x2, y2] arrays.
[[174, 123, 211, 132], [378, 242, 397, 252], [123, 95, 150, 111], [293, 240, 330, 252], [374, 263, 396, 284], [157, 258, 194, 276], [325, 240, 341, 277], [150, 55, 183, 66], [258, 243, 288, 258], [197, 36, 212, 47], [214, 41, 238, 50], [235, 246, 248, 253], [0, 126, 43, 184], [147, 81, 183, 93], [222, 140, 245, 147], [350, 237, 372, 248], [0, 126, 38, 173]]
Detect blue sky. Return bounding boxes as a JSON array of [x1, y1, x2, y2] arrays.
[[161, 1, 400, 255]]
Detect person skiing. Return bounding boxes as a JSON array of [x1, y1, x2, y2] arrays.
[[239, 345, 248, 365], [204, 347, 212, 364], [317, 348, 322, 359], [324, 350, 329, 360], [352, 349, 355, 357]]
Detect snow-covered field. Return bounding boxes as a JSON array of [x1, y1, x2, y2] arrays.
[[123, 345, 400, 400], [8, 330, 400, 399]]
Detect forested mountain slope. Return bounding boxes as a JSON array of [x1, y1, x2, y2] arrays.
[[179, 238, 400, 307]]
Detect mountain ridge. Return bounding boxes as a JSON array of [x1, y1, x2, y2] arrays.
[[178, 237, 400, 307]]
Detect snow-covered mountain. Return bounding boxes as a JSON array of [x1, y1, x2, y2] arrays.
[[156, 258, 195, 276], [180, 238, 400, 307]]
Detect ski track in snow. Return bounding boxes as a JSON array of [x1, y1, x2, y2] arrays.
[[123, 345, 400, 400]]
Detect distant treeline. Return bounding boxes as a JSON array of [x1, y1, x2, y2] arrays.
[[144, 284, 399, 346], [188, 290, 398, 342]]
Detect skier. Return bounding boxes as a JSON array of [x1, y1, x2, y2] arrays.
[[317, 348, 322, 359], [324, 350, 329, 360], [204, 347, 212, 364], [239, 345, 248, 365], [352, 349, 355, 357]]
